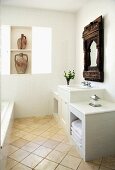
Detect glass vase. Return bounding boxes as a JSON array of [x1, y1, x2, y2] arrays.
[[66, 79, 70, 85]]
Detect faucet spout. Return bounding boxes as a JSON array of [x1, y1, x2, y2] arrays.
[[81, 81, 91, 87]]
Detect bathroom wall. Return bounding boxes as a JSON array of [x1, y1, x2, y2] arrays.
[[75, 0, 115, 101], [1, 6, 76, 117], [2, 0, 115, 118]]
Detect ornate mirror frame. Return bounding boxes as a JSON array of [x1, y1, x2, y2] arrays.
[[82, 16, 104, 82]]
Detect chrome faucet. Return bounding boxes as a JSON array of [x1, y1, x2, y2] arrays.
[[81, 81, 91, 87]]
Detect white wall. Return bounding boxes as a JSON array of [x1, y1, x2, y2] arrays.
[[75, 0, 115, 101], [2, 0, 115, 118], [1, 6, 76, 117]]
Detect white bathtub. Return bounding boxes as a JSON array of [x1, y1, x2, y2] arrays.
[[1, 102, 10, 123], [1, 101, 14, 170]]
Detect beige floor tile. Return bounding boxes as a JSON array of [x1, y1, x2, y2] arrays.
[[51, 121, 62, 127], [33, 146, 52, 158], [48, 120, 57, 124], [29, 124, 39, 129], [22, 127, 36, 133], [56, 165, 72, 170], [99, 166, 113, 170], [34, 121, 45, 125], [62, 137, 72, 145], [43, 115, 53, 119], [40, 131, 56, 138], [32, 136, 47, 145], [14, 124, 27, 130], [8, 145, 19, 155], [90, 158, 102, 165], [30, 128, 46, 136], [47, 127, 60, 133], [55, 143, 72, 153], [38, 124, 51, 131], [11, 163, 32, 170], [38, 119, 51, 124], [43, 139, 60, 149], [21, 142, 40, 152], [101, 156, 115, 169], [9, 149, 30, 162], [77, 161, 99, 170], [13, 130, 29, 138], [68, 146, 81, 158], [44, 122, 52, 126], [51, 134, 66, 142], [6, 158, 18, 170], [21, 153, 43, 168], [11, 138, 29, 148], [11, 129, 20, 137], [46, 150, 67, 163], [60, 155, 81, 170], [32, 119, 44, 123], [34, 159, 58, 170], [56, 130, 66, 135], [21, 133, 37, 141], [9, 135, 20, 143]]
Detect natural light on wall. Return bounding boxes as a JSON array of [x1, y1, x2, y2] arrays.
[[32, 27, 52, 74], [1, 25, 10, 75]]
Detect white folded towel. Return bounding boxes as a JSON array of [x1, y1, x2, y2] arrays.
[[72, 119, 81, 127], [71, 125, 82, 136], [71, 131, 82, 144], [71, 119, 82, 136], [71, 127, 82, 140], [71, 134, 82, 148]]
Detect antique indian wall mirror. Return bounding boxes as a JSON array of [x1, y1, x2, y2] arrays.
[[82, 16, 104, 82]]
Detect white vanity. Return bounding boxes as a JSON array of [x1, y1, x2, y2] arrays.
[[57, 85, 105, 132], [56, 85, 115, 161]]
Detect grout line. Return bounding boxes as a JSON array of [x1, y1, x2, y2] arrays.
[[76, 158, 83, 170], [98, 157, 103, 170]]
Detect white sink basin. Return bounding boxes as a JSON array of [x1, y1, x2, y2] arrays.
[[60, 85, 92, 91], [58, 85, 105, 102], [68, 85, 92, 89]]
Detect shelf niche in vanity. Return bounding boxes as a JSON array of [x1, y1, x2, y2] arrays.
[[70, 116, 82, 150]]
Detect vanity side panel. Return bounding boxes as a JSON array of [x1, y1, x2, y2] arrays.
[[58, 87, 70, 102], [85, 112, 115, 161]]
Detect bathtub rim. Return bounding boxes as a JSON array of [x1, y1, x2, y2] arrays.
[[1, 101, 14, 148]]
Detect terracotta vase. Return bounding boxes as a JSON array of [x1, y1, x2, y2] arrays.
[[15, 53, 28, 74], [17, 34, 27, 49]]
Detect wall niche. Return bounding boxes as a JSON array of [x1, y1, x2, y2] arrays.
[[10, 26, 32, 74]]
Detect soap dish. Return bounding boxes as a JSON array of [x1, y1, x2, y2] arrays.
[[89, 103, 102, 107]]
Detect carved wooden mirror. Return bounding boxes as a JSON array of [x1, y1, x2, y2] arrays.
[[82, 16, 104, 82]]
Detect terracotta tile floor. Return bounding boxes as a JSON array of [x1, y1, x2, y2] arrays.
[[6, 116, 115, 170]]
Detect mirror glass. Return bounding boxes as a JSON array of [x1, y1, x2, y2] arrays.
[[90, 41, 97, 66]]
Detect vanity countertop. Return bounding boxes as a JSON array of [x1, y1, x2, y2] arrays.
[[69, 100, 115, 115], [58, 85, 105, 92]]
